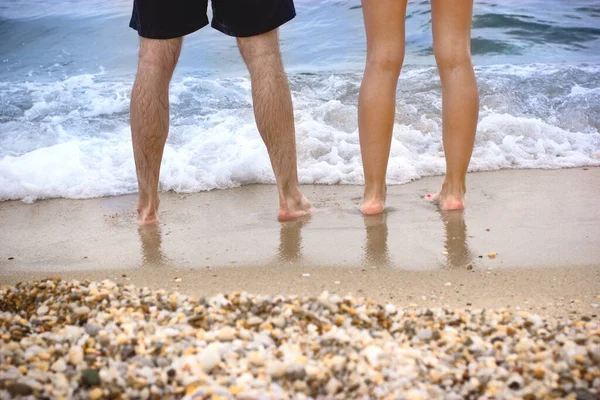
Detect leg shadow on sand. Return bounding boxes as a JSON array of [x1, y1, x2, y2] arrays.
[[440, 210, 474, 268], [138, 225, 170, 267], [277, 216, 312, 263], [362, 213, 390, 267]]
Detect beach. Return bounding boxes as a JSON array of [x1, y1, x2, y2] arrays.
[[1, 167, 600, 398], [2, 0, 600, 398], [2, 168, 599, 318]]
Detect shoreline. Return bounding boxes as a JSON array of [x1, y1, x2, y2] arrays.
[[1, 168, 599, 318]]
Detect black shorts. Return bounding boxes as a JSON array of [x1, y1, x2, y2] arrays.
[[129, 0, 296, 39]]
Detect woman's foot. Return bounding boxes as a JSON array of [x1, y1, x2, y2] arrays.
[[427, 181, 466, 211], [361, 185, 387, 215]]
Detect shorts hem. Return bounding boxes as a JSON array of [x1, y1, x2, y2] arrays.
[[129, 17, 209, 39], [211, 11, 295, 38]]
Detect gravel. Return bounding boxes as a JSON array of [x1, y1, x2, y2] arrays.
[[0, 279, 598, 399]]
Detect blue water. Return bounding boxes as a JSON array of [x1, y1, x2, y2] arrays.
[[1, 0, 599, 201]]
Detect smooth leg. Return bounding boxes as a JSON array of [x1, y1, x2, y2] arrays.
[[358, 0, 408, 215], [430, 0, 479, 210]]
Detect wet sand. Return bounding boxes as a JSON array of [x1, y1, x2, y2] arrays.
[[1, 168, 599, 318]]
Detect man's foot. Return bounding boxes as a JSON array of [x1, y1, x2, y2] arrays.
[[360, 185, 386, 215], [426, 181, 466, 211], [278, 192, 313, 221], [137, 197, 160, 225]]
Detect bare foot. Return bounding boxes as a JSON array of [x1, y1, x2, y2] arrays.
[[426, 182, 465, 211], [360, 186, 386, 215], [278, 192, 313, 221], [360, 199, 385, 215], [137, 197, 160, 225]]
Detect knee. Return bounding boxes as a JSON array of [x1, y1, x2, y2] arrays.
[[433, 41, 472, 73], [138, 38, 182, 75], [366, 47, 404, 75], [237, 32, 282, 72], [242, 46, 280, 75]]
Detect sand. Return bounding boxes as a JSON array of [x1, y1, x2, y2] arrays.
[[1, 168, 599, 318]]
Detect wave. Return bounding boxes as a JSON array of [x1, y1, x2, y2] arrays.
[[0, 63, 599, 202]]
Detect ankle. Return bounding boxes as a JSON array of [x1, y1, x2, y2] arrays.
[[363, 183, 386, 200], [279, 182, 302, 201], [442, 179, 465, 196], [138, 193, 159, 211]]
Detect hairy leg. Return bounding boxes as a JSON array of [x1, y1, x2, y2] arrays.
[[130, 37, 182, 224], [237, 29, 312, 221], [358, 0, 409, 215], [430, 0, 479, 210]]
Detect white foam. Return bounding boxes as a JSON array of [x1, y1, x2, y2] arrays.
[[1, 65, 599, 202], [569, 84, 600, 97]]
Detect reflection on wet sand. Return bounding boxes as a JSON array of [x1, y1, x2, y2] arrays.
[[362, 213, 390, 267], [135, 209, 471, 269], [440, 210, 474, 268], [278, 217, 311, 263], [138, 225, 169, 266]]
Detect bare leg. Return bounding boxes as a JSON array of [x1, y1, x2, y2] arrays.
[[130, 37, 182, 224], [358, 0, 409, 215], [237, 29, 312, 221], [429, 0, 479, 210]]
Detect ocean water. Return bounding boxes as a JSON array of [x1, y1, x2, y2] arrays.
[[1, 0, 599, 202]]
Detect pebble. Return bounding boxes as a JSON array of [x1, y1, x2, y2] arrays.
[[88, 387, 103, 400], [156, 357, 170, 368], [74, 306, 90, 316], [417, 329, 433, 340], [362, 345, 383, 367], [198, 342, 222, 372], [81, 369, 101, 387], [216, 326, 235, 342], [84, 322, 102, 337], [326, 377, 342, 395], [406, 389, 428, 400], [267, 361, 285, 379], [285, 363, 306, 381], [51, 359, 67, 373], [0, 279, 598, 400], [36, 305, 49, 316], [247, 316, 262, 326], [248, 351, 265, 367], [6, 383, 34, 397], [68, 346, 84, 366]]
